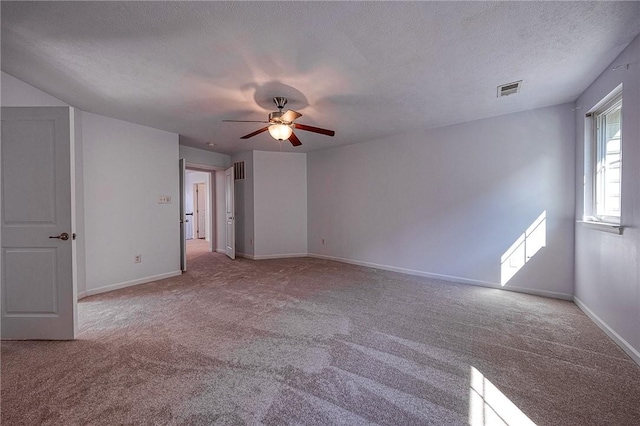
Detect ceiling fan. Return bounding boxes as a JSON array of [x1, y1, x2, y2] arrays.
[[223, 97, 335, 146]]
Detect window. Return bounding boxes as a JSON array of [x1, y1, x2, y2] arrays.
[[585, 86, 622, 226]]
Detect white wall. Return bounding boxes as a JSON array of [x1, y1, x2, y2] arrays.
[[179, 144, 230, 169], [253, 151, 307, 258], [1, 71, 67, 107], [82, 111, 181, 294], [574, 35, 640, 363], [308, 104, 576, 299]]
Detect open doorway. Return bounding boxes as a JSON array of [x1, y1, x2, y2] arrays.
[[185, 171, 210, 242], [179, 163, 228, 272], [184, 170, 213, 265]]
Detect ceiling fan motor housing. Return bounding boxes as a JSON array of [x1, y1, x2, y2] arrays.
[[269, 111, 285, 122]]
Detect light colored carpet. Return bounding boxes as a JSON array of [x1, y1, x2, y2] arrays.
[[2, 239, 639, 425]]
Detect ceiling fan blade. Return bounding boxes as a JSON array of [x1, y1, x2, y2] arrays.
[[281, 109, 302, 123], [223, 120, 270, 123], [294, 123, 335, 137], [289, 132, 302, 147], [240, 126, 269, 139]]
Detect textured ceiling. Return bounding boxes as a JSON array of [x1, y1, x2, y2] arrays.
[[2, 1, 640, 155]]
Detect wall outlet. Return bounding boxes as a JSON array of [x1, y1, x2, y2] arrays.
[[134, 254, 142, 263], [157, 195, 171, 204], [322, 239, 325, 245]]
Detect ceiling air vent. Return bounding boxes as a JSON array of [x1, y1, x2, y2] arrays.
[[497, 80, 522, 97]]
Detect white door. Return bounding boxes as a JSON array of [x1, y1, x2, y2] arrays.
[[1, 107, 77, 340], [179, 159, 186, 272], [195, 182, 206, 239], [224, 166, 235, 259]]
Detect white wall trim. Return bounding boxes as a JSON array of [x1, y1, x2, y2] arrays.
[[236, 252, 308, 260], [253, 253, 308, 260], [78, 270, 182, 299], [185, 161, 225, 172], [235, 252, 255, 260], [574, 296, 640, 367], [216, 248, 226, 254], [307, 253, 574, 301]]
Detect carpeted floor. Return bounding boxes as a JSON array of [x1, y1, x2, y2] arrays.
[[2, 239, 640, 425]]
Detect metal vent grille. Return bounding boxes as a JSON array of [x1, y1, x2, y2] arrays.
[[497, 80, 523, 97], [233, 161, 245, 180]]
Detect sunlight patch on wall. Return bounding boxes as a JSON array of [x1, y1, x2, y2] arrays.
[[500, 211, 546, 286], [469, 366, 536, 426]]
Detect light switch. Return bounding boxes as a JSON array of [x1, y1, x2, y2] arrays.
[[158, 195, 171, 204]]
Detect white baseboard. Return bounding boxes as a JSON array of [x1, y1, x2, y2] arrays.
[[216, 248, 225, 254], [253, 253, 308, 260], [307, 253, 573, 301], [78, 270, 182, 299], [574, 297, 640, 367], [236, 252, 308, 260]]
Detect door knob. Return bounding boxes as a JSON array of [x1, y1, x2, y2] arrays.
[[49, 232, 70, 241]]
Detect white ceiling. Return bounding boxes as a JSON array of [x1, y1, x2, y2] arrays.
[[2, 1, 639, 155]]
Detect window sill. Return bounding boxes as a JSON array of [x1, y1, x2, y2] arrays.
[[577, 220, 623, 234]]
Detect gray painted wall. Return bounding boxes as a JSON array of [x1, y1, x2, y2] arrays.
[[574, 35, 640, 362], [308, 104, 576, 299]]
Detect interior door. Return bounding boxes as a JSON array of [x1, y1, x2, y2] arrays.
[[1, 106, 77, 339], [224, 166, 235, 259], [196, 182, 206, 239], [179, 158, 186, 272]]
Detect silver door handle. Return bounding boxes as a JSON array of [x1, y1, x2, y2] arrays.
[[49, 232, 69, 241]]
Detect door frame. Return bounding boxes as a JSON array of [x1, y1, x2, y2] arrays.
[[193, 182, 207, 239], [224, 166, 236, 260], [179, 162, 226, 269]]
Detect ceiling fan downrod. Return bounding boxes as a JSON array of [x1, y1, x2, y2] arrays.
[[273, 97, 288, 110]]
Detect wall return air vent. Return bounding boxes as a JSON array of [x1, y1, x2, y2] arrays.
[[497, 80, 523, 97], [233, 161, 245, 180]]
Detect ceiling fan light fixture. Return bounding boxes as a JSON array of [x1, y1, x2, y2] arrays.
[[268, 123, 292, 140]]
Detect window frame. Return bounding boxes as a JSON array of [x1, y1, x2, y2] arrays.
[[583, 85, 623, 230]]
